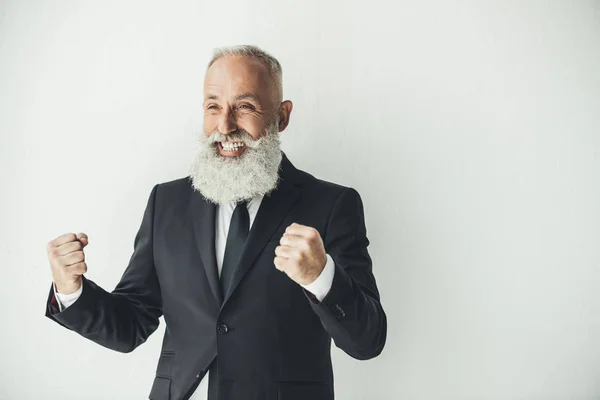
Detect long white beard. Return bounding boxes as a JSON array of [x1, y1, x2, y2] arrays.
[[189, 119, 283, 204]]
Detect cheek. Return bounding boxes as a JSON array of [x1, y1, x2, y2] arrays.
[[203, 116, 218, 134], [239, 117, 268, 139]]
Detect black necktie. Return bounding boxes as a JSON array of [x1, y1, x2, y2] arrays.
[[208, 200, 250, 400], [220, 200, 250, 298]]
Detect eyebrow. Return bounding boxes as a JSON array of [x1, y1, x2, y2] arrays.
[[234, 93, 260, 102], [204, 93, 260, 102]]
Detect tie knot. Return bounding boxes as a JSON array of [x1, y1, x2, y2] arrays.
[[235, 199, 249, 209]]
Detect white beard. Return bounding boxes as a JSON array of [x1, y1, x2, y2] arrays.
[[189, 119, 283, 204]]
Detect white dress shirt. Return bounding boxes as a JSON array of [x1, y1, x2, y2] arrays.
[[54, 194, 335, 400]]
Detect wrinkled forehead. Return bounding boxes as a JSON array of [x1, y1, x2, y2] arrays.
[[204, 56, 278, 104]]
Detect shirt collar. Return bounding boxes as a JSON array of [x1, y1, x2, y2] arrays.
[[222, 194, 264, 209]]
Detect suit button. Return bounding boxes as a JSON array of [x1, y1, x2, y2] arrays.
[[217, 324, 229, 334]]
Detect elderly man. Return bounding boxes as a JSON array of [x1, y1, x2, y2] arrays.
[[45, 45, 387, 400]]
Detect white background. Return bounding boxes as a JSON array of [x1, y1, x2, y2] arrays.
[[1, 1, 599, 399]]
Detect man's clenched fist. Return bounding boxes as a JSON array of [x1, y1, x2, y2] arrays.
[[274, 223, 327, 285], [47, 232, 89, 294]]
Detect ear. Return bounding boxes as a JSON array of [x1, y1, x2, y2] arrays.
[[277, 101, 293, 132]]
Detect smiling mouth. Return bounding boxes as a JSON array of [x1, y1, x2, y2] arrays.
[[217, 141, 247, 157]]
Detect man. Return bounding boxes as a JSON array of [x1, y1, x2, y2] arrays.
[[45, 45, 387, 400]]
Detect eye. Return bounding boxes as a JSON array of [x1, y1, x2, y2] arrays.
[[238, 104, 255, 110], [206, 104, 219, 110]]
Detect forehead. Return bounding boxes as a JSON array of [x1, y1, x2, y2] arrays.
[[204, 56, 275, 102]]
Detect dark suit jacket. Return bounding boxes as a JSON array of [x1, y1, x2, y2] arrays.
[[45, 152, 387, 400]]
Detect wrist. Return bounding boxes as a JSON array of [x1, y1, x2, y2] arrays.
[[54, 278, 82, 295]]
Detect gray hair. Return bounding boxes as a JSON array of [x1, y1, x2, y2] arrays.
[[207, 45, 283, 100]]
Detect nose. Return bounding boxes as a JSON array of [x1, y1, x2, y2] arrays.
[[217, 107, 237, 135]]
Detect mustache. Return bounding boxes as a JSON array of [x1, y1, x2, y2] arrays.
[[202, 130, 263, 149]]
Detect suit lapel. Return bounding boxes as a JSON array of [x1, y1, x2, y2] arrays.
[[222, 153, 303, 306], [190, 189, 223, 305]]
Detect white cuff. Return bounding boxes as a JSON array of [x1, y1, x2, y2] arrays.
[[300, 253, 335, 302], [53, 282, 83, 311]]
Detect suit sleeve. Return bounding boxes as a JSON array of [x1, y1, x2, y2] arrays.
[[44, 184, 163, 353], [304, 187, 387, 360]]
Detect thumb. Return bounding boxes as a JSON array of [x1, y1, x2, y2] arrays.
[[76, 232, 89, 247]]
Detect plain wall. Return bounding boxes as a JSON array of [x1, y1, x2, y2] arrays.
[[1, 1, 599, 399]]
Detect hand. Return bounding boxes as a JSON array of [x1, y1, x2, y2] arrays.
[[274, 223, 327, 285], [47, 232, 89, 294]]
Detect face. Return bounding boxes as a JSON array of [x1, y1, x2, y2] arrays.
[[189, 55, 293, 204], [203, 55, 292, 158]]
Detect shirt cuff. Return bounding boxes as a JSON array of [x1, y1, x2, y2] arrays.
[[53, 282, 83, 311], [300, 253, 335, 302]]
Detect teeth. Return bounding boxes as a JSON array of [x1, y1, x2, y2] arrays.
[[221, 142, 244, 151]]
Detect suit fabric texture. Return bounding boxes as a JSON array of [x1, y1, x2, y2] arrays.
[[45, 152, 387, 400]]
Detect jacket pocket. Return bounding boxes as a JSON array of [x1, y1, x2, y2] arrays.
[[156, 352, 174, 377], [277, 381, 331, 400], [149, 376, 171, 400]]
